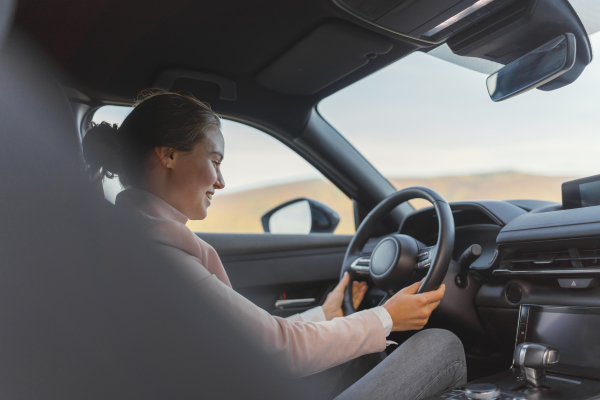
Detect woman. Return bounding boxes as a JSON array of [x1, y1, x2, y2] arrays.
[[83, 90, 466, 399]]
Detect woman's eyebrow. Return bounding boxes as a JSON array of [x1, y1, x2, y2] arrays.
[[211, 151, 224, 160]]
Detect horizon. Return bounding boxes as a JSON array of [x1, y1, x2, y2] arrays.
[[206, 170, 580, 196]]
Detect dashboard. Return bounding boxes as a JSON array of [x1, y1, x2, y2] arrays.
[[363, 197, 600, 381], [398, 202, 510, 271]]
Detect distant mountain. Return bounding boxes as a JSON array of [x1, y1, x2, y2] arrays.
[[187, 171, 576, 234]]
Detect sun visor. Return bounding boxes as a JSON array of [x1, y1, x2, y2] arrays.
[[256, 21, 392, 95]]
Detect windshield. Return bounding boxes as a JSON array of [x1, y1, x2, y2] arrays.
[[318, 30, 600, 208]]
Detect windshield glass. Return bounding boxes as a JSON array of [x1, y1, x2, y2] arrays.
[[318, 29, 600, 208]]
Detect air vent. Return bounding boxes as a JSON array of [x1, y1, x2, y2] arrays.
[[508, 248, 600, 269], [494, 247, 600, 276], [486, 43, 520, 59]]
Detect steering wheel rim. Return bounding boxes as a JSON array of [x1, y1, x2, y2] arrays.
[[341, 186, 455, 315]]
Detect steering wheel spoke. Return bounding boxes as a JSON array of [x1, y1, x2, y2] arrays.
[[350, 256, 371, 275]]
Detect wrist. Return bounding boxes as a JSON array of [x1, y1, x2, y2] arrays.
[[381, 304, 396, 331]]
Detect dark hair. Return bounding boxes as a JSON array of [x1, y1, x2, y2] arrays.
[[82, 90, 221, 188]]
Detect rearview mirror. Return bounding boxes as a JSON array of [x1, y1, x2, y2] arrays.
[[261, 198, 340, 234], [486, 33, 576, 102]]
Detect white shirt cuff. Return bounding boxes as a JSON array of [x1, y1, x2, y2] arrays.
[[371, 306, 393, 337], [298, 306, 327, 323]]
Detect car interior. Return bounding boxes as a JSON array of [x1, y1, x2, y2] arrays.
[[5, 0, 600, 399]]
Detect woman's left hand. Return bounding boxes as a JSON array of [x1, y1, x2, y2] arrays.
[[322, 272, 368, 320]]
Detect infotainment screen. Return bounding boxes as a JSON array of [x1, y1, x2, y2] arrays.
[[519, 305, 600, 379], [562, 174, 600, 209], [579, 181, 600, 207]]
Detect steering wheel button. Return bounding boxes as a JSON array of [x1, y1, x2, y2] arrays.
[[417, 260, 431, 270]]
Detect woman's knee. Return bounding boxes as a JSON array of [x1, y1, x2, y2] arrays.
[[404, 329, 467, 392], [412, 329, 465, 362], [401, 329, 466, 375]]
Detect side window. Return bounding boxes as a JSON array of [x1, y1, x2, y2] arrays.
[[90, 106, 355, 234]]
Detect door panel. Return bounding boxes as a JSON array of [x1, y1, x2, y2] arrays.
[[196, 232, 352, 315]]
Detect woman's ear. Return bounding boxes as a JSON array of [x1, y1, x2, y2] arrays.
[[154, 146, 175, 168]]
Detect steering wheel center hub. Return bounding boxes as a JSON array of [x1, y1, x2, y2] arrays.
[[370, 235, 418, 294]]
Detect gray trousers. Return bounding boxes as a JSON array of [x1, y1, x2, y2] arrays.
[[301, 329, 467, 400]]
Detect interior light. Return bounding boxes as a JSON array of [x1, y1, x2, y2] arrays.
[[423, 0, 496, 38]]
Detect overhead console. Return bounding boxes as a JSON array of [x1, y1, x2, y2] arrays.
[[334, 0, 592, 92]]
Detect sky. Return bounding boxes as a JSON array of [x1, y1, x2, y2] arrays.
[[93, 30, 600, 195]]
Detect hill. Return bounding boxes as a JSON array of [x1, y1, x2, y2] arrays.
[[186, 171, 576, 234]]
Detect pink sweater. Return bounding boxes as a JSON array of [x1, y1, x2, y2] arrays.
[[115, 188, 386, 377]]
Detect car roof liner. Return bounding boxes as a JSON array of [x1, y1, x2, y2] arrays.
[[14, 0, 422, 136], [256, 21, 393, 95]]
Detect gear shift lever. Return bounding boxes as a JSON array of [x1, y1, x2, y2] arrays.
[[514, 343, 560, 388]]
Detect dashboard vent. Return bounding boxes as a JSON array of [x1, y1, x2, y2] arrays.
[[494, 247, 600, 276], [508, 248, 600, 269]]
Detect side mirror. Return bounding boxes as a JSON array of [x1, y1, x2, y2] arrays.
[[261, 198, 340, 234], [486, 33, 576, 102]]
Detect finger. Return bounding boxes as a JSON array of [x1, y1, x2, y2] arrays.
[[399, 280, 422, 295], [421, 284, 446, 304], [333, 272, 350, 293], [352, 283, 368, 304], [351, 281, 365, 295], [352, 281, 368, 298]]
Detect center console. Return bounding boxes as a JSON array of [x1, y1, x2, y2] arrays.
[[424, 305, 600, 400]]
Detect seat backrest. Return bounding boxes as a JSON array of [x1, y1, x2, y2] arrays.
[[0, 29, 303, 400]]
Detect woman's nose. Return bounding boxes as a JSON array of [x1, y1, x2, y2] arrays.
[[214, 170, 225, 189]]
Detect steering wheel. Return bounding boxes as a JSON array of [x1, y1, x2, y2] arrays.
[[341, 187, 455, 315]]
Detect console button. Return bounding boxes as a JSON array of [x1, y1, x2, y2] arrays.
[[558, 278, 597, 289], [505, 283, 522, 303], [464, 383, 500, 399], [518, 323, 527, 341]]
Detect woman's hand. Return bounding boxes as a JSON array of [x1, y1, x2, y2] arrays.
[[322, 272, 368, 320], [382, 280, 445, 332]]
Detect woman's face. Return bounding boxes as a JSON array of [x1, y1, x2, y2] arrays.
[[166, 127, 225, 220]]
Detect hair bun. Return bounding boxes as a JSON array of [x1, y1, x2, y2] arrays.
[[82, 122, 123, 177]]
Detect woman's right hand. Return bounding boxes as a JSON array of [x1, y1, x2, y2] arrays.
[[382, 280, 445, 332]]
